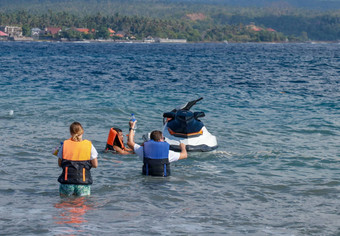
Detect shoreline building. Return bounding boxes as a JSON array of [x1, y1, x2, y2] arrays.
[[0, 26, 22, 37]]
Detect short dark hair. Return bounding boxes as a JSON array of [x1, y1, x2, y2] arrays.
[[113, 127, 122, 133], [150, 130, 163, 141]]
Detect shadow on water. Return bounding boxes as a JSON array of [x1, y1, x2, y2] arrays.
[[0, 112, 15, 120]]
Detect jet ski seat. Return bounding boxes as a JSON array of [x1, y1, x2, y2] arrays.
[[164, 110, 205, 138]]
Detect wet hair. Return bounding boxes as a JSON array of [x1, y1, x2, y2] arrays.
[[70, 122, 84, 142], [113, 127, 123, 147], [113, 127, 122, 133], [150, 130, 163, 141]]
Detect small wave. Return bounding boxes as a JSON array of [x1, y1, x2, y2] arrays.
[[243, 150, 280, 158], [0, 116, 14, 120], [199, 150, 279, 159], [289, 80, 308, 84], [91, 71, 108, 75], [0, 110, 15, 119], [211, 150, 233, 156], [292, 128, 336, 136]]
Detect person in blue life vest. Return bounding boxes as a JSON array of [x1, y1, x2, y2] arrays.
[[57, 122, 98, 197], [127, 120, 187, 176]]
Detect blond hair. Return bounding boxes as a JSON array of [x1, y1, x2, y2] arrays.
[[70, 122, 84, 142]]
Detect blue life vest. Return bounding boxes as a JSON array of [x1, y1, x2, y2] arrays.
[[143, 140, 171, 177]]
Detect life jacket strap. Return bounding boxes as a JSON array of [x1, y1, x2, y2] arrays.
[[146, 163, 149, 175], [65, 167, 68, 180], [83, 168, 86, 182]]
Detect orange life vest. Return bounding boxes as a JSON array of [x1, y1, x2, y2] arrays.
[[58, 139, 93, 185], [105, 127, 126, 151]]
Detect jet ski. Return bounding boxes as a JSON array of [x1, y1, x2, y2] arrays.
[[162, 97, 218, 152]]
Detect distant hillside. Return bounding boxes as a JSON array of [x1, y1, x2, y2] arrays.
[[1, 0, 340, 17], [229, 0, 337, 9], [1, 0, 340, 41], [175, 0, 340, 10]]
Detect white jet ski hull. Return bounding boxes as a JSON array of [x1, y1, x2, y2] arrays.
[[162, 125, 218, 152]]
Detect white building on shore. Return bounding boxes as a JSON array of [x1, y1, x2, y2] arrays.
[[0, 26, 22, 37]]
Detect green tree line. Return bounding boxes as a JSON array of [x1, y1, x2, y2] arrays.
[[0, 11, 289, 42], [209, 10, 340, 41], [0, 0, 339, 41]]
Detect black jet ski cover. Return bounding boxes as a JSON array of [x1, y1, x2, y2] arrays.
[[166, 110, 204, 137]]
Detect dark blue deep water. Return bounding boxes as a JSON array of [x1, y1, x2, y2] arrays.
[[0, 42, 340, 235]]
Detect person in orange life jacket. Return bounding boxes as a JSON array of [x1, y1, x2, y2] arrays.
[[57, 122, 98, 197], [105, 127, 134, 155], [127, 120, 187, 176]]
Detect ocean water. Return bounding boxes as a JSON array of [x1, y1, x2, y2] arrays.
[[0, 42, 339, 235]]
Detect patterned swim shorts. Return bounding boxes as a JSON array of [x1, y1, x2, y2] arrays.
[[59, 184, 91, 196]]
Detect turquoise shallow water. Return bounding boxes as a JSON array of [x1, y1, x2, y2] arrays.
[[0, 42, 339, 235]]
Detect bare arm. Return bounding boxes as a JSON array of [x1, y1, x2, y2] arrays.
[[124, 146, 133, 152], [58, 158, 62, 167], [113, 145, 133, 155], [91, 158, 98, 168], [179, 143, 188, 160], [127, 120, 137, 150]]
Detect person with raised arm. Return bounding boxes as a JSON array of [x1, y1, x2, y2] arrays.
[[105, 127, 134, 155], [127, 120, 187, 177]]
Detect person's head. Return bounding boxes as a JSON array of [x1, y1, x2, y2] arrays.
[[150, 130, 164, 142], [113, 127, 124, 145], [70, 122, 84, 142]]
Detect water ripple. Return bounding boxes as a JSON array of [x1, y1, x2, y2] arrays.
[[0, 42, 339, 235]]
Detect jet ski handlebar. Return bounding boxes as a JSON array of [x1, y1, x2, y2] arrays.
[[182, 97, 203, 111], [163, 112, 176, 119], [164, 111, 205, 119], [194, 112, 205, 119]]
